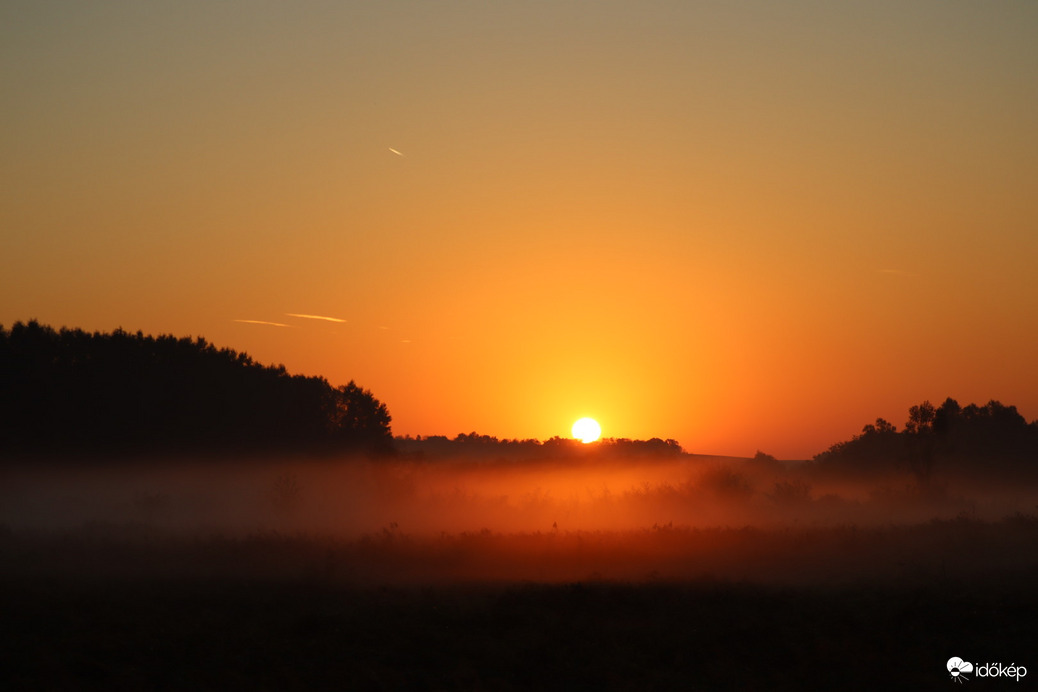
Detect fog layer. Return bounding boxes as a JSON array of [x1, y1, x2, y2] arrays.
[[3, 452, 1036, 586]]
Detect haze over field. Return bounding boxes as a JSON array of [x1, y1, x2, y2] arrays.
[[2, 450, 1033, 532], [2, 447, 1036, 589], [3, 1, 1037, 458]]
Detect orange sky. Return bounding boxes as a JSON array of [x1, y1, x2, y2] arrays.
[[3, 2, 1037, 458]]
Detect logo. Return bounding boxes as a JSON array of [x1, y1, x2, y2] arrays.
[[948, 658, 973, 683], [948, 657, 1028, 683]]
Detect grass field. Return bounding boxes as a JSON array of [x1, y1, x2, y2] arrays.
[[2, 517, 1036, 690]]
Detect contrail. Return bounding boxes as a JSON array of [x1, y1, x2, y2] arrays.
[[233, 319, 291, 327], [285, 313, 347, 323], [388, 147, 404, 157]]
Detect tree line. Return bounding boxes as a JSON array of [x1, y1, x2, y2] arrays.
[[5, 320, 1034, 478], [0, 321, 392, 458], [812, 397, 1038, 482], [394, 433, 684, 462]]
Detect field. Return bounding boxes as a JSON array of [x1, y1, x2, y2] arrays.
[[1, 454, 1036, 689]]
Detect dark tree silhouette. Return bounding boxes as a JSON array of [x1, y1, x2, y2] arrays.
[[903, 400, 937, 485], [393, 433, 686, 462], [0, 321, 392, 459], [904, 400, 936, 435], [861, 418, 896, 436], [813, 397, 1038, 481], [333, 381, 393, 453]]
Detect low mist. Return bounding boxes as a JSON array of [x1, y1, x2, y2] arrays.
[[3, 451, 1036, 586]]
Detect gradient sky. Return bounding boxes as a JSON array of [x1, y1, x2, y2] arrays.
[[3, 1, 1037, 458]]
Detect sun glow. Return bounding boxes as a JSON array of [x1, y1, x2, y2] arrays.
[[571, 417, 602, 444]]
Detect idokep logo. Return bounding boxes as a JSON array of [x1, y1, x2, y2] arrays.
[[948, 658, 974, 683], [948, 657, 1028, 683]]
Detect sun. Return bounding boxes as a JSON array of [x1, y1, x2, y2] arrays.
[[571, 417, 602, 444]]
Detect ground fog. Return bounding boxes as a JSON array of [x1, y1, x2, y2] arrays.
[[2, 452, 1036, 586]]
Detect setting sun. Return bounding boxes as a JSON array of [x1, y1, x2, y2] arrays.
[[571, 417, 602, 444]]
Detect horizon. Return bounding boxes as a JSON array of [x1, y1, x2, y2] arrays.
[[3, 2, 1037, 458], [8, 318, 1035, 463]]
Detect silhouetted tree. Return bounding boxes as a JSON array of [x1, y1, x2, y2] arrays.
[[392, 434, 687, 462], [0, 321, 392, 459], [813, 397, 1038, 481], [861, 418, 896, 436], [811, 417, 902, 475], [932, 397, 961, 435], [904, 400, 936, 435], [333, 381, 393, 454], [747, 450, 783, 475], [903, 401, 937, 486]]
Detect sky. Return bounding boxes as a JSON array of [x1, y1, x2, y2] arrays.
[[3, 1, 1037, 458]]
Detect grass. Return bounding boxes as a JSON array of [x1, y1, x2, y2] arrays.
[[3, 576, 1035, 690], [2, 518, 1037, 690]]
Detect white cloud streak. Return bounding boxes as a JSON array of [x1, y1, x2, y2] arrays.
[[233, 319, 291, 327], [285, 313, 348, 323]]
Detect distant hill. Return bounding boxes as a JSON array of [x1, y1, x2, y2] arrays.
[[0, 321, 392, 459]]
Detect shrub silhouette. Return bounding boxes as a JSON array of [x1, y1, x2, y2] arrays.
[[768, 479, 812, 506], [698, 465, 753, 500]]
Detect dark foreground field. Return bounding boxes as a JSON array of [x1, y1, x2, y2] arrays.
[[3, 575, 1036, 691], [2, 521, 1036, 691]]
